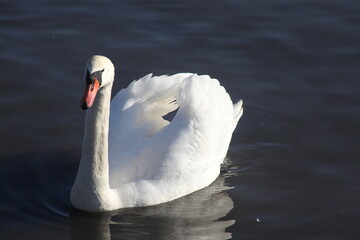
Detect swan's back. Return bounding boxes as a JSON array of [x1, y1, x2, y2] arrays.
[[108, 73, 243, 207]]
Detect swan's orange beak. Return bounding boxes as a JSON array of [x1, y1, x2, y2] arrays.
[[80, 78, 100, 110]]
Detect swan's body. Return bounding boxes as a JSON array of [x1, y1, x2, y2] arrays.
[[71, 55, 243, 211]]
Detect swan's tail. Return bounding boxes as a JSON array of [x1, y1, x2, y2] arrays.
[[233, 99, 243, 130]]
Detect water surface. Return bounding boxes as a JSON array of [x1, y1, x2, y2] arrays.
[[0, 0, 359, 239]]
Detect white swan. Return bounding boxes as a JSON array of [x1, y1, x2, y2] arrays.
[[70, 55, 243, 211]]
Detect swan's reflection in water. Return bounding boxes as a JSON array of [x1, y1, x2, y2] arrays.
[[70, 175, 234, 240]]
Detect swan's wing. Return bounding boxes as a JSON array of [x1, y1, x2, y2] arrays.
[[108, 74, 243, 196], [108, 73, 192, 184], [110, 73, 193, 136], [151, 75, 242, 182]]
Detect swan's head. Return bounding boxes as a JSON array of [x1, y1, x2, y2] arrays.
[[81, 55, 115, 110]]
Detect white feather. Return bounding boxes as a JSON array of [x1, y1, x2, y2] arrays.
[[71, 56, 243, 211]]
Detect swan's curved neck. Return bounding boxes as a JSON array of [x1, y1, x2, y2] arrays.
[[81, 83, 112, 187], [71, 82, 116, 211]]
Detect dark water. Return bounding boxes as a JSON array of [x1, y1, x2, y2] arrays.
[[1, 0, 359, 239]]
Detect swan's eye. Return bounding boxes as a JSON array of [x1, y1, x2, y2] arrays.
[[85, 70, 103, 85]]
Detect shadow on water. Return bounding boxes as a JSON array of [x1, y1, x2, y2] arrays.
[[71, 177, 234, 240], [0, 151, 235, 240]]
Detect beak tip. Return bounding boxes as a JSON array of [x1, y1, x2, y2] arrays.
[[81, 102, 89, 110]]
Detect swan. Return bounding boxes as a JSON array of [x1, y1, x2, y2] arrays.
[[70, 55, 243, 211]]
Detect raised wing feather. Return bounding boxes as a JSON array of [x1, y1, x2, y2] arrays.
[[108, 74, 241, 199]]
